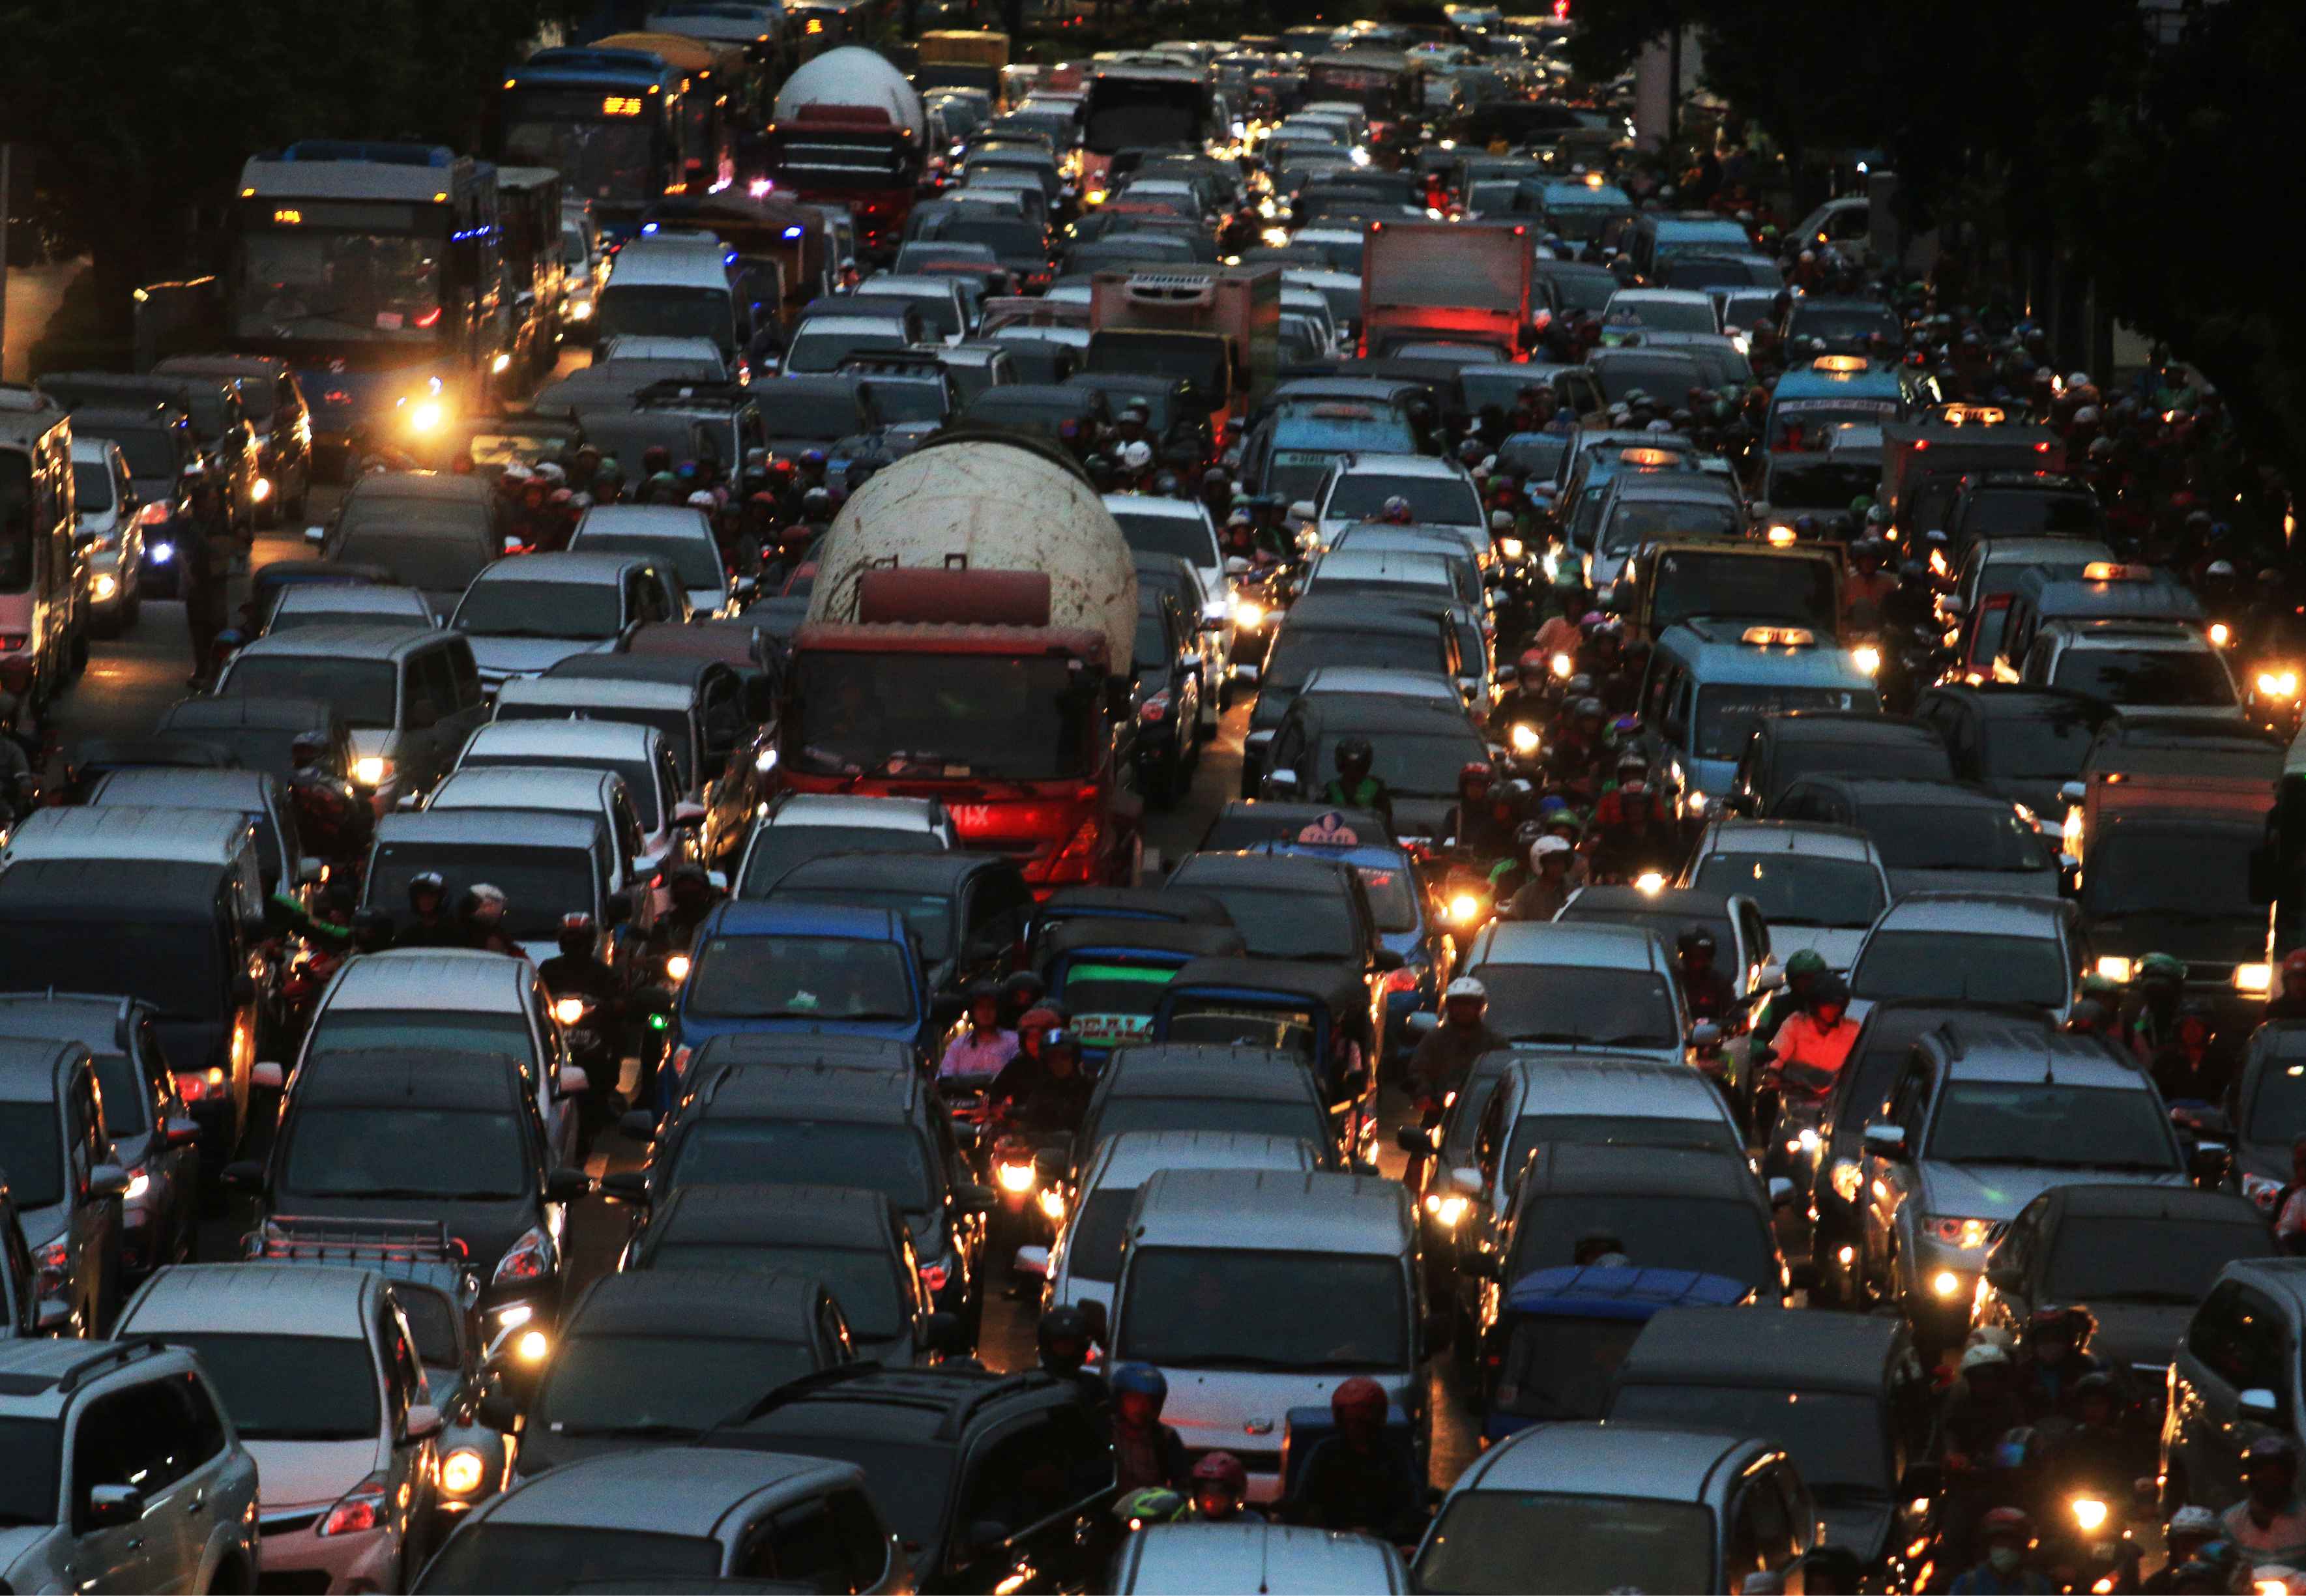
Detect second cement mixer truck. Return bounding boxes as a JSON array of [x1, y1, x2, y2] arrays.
[[778, 430, 1145, 891]]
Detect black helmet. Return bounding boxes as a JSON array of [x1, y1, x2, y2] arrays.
[[1045, 1029, 1084, 1064], [999, 969, 1045, 1008], [1335, 735, 1374, 776], [1676, 927, 1717, 958], [408, 870, 446, 911], [801, 487, 835, 519], [964, 978, 1000, 1009], [351, 908, 394, 951], [667, 863, 712, 903], [557, 911, 596, 957], [289, 731, 329, 768], [1038, 1304, 1093, 1371]]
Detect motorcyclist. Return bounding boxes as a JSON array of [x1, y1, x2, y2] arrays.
[[0, 692, 38, 820], [1763, 973, 1858, 1080], [1409, 977, 1508, 1118], [2152, 1002, 2230, 1104], [1676, 927, 1740, 1026], [398, 871, 467, 948], [349, 907, 396, 953], [1189, 1452, 1261, 1522], [1450, 762, 1519, 859], [2120, 951, 2185, 1067], [1753, 949, 1827, 1047], [996, 970, 1047, 1030], [1505, 835, 1575, 921], [1950, 1507, 2053, 1595], [1110, 1364, 1189, 1492], [2013, 1303, 2105, 1422], [1036, 1304, 1103, 1406], [1590, 751, 1678, 880], [1933, 1341, 2026, 1473], [654, 863, 724, 964], [938, 978, 1019, 1084], [1001, 1029, 1092, 1135], [459, 883, 518, 955], [1290, 1376, 1424, 1540], [538, 912, 623, 1150], [2222, 1434, 2306, 1572], [2265, 949, 2306, 1020], [284, 731, 372, 865], [1322, 736, 1395, 832], [2140, 1507, 2224, 1593]]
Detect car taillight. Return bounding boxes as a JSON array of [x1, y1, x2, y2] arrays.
[[919, 1262, 950, 1294], [0, 635, 25, 652], [32, 1238, 67, 1297], [1046, 813, 1103, 880], [1383, 967, 1420, 993], [671, 1044, 694, 1078], [174, 1067, 226, 1103], [1139, 691, 1169, 723], [318, 1472, 390, 1537]]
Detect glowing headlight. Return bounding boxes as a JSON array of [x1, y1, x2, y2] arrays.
[[514, 1328, 549, 1364], [1508, 723, 1540, 755], [407, 400, 446, 433], [568, 299, 594, 321], [1423, 1193, 1468, 1226], [2070, 1496, 2109, 1533], [93, 573, 118, 601], [2237, 962, 2273, 993], [1851, 645, 1882, 676], [997, 1161, 1036, 1193], [352, 755, 390, 787], [1829, 1159, 1862, 1202], [1233, 599, 1265, 629], [1766, 525, 1796, 547], [1551, 652, 1572, 678], [440, 1449, 488, 1496], [553, 997, 587, 1026], [1930, 1269, 1963, 1299], [1036, 1188, 1066, 1221], [491, 352, 513, 376], [1447, 892, 1484, 926], [1498, 536, 1523, 560], [251, 477, 274, 503], [2210, 622, 2232, 647], [1797, 1127, 1819, 1153], [2259, 670, 2301, 699], [1633, 871, 1665, 894], [1685, 789, 1709, 815], [2095, 955, 2133, 983], [123, 1171, 150, 1202], [666, 953, 693, 983]]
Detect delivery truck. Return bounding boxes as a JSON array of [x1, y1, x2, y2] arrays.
[[1088, 265, 1280, 442], [1358, 218, 1532, 360]]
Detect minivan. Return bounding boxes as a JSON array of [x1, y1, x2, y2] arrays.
[[596, 236, 746, 374], [1107, 1167, 1431, 1502]]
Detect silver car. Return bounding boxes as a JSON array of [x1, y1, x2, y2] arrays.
[[1115, 1522, 1408, 1593]]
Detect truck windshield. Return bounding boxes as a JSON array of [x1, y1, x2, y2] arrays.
[[1966, 489, 2104, 538], [788, 652, 1099, 780], [2080, 828, 2257, 918], [1083, 78, 1206, 153], [235, 224, 443, 343]]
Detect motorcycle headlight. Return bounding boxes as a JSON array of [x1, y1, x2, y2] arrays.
[[2070, 1495, 2109, 1532], [1930, 1268, 1965, 1299], [2094, 954, 2133, 983], [407, 400, 446, 434], [553, 996, 587, 1026], [997, 1161, 1036, 1193], [440, 1448, 488, 1496], [1447, 892, 1485, 927], [1508, 722, 1540, 755], [1551, 651, 1572, 678], [666, 953, 693, 983], [1423, 1193, 1468, 1227], [1036, 1188, 1066, 1221], [1233, 599, 1264, 629], [352, 755, 392, 787], [1497, 536, 1523, 560]]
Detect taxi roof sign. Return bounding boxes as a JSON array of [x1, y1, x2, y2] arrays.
[[1619, 446, 1680, 466], [2080, 561, 2152, 582], [1811, 355, 1870, 373], [1742, 626, 1817, 646], [1936, 403, 2007, 426], [1294, 812, 1362, 847]]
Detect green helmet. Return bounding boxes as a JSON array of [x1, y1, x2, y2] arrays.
[[1551, 564, 1583, 590], [1117, 1488, 1189, 1529], [1849, 495, 1876, 517], [1785, 949, 1829, 978], [2140, 951, 2186, 983]]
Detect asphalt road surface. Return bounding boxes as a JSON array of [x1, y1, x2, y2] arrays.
[[52, 477, 1481, 1492]]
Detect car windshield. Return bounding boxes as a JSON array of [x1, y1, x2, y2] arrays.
[[1272, 403, 1416, 456], [686, 934, 916, 1022], [574, 532, 723, 592], [1601, 499, 1739, 554], [454, 581, 624, 640], [492, 703, 691, 786], [2043, 1215, 2270, 1303], [535, 1333, 822, 1436], [788, 325, 912, 374], [1419, 1492, 1714, 1595], [462, 752, 660, 832], [865, 380, 952, 425], [1160, 1002, 1321, 1062], [1116, 1247, 1406, 1369], [334, 531, 491, 595], [1852, 930, 2069, 1009], [2249, 1052, 2306, 1142], [652, 1242, 903, 1337], [1324, 476, 1480, 527], [223, 657, 398, 728], [394, 1286, 462, 1369], [72, 460, 116, 512], [1314, 732, 1486, 798], [1062, 1186, 1141, 1283], [1592, 356, 1702, 406], [282, 1107, 527, 1200], [1099, 1088, 1328, 1146], [1968, 489, 2103, 538], [103, 428, 181, 480], [1693, 853, 1884, 927], [1863, 803, 2050, 873], [146, 1333, 380, 1441], [1264, 627, 1448, 691], [738, 826, 944, 895], [0, 920, 224, 1020], [1506, 1113, 1742, 1176], [1611, 1385, 1890, 1492], [415, 1525, 722, 1595], [1611, 297, 1715, 333], [0, 1417, 60, 1526], [752, 385, 869, 440], [1354, 862, 1420, 931], [366, 843, 596, 941], [1165, 880, 1358, 960], [1475, 966, 1679, 1049], [594, 285, 731, 354], [1927, 1081, 2175, 1168], [1649, 551, 1839, 633], [0, 1101, 61, 1208], [1508, 1194, 1777, 1290], [1493, 1314, 1645, 1421], [2080, 829, 2257, 918], [787, 652, 1100, 781], [770, 888, 955, 962], [1981, 713, 2100, 779], [672, 1120, 933, 1212], [2052, 648, 2235, 707], [1109, 510, 1217, 567], [1695, 686, 1875, 761]]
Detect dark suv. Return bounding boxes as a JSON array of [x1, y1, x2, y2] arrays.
[[704, 1366, 1115, 1591], [1944, 472, 2107, 555], [0, 1037, 129, 1335], [609, 1061, 995, 1342]]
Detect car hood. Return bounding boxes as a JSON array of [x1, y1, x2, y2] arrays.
[[1817, 1499, 1896, 1565], [467, 634, 617, 679], [1763, 925, 1868, 972], [1153, 1366, 1418, 1472], [249, 1438, 383, 1511], [1884, 865, 2059, 899], [1918, 1162, 2187, 1221], [268, 1195, 537, 1275], [2086, 1302, 2192, 1376], [1390, 796, 1458, 840]]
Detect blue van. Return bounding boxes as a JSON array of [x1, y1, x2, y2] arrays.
[[1763, 356, 1912, 452]]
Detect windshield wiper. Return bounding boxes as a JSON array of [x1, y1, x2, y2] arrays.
[[1143, 1352, 1382, 1372], [551, 1421, 705, 1439]]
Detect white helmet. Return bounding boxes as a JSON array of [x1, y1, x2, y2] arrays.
[[1444, 976, 1487, 1002], [687, 490, 718, 510], [1119, 440, 1154, 471], [1531, 835, 1573, 866], [1959, 1341, 2010, 1373]]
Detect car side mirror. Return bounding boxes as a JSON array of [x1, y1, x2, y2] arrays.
[[671, 800, 708, 828], [1862, 1122, 1908, 1161], [89, 1163, 131, 1198], [1450, 1164, 1483, 1196], [403, 1403, 446, 1442], [1405, 1011, 1439, 1039], [2242, 1387, 2283, 1421], [600, 1168, 651, 1204], [1012, 1245, 1050, 1280], [1266, 766, 1299, 794], [1492, 664, 1517, 685], [36, 1299, 71, 1334], [233, 972, 257, 1005], [734, 574, 758, 598], [474, 1391, 521, 1432], [967, 1520, 1013, 1560], [503, 534, 528, 555], [544, 1167, 593, 1203], [304, 525, 327, 545], [1690, 1021, 1724, 1052], [297, 856, 325, 886], [252, 1060, 286, 1090], [1288, 499, 1317, 523], [1396, 1125, 1436, 1157], [958, 1182, 999, 1215], [923, 1309, 969, 1356], [220, 1159, 264, 1193], [2191, 1140, 2234, 1189], [84, 1484, 144, 1529], [163, 1116, 201, 1149], [1767, 1176, 1795, 1208], [1032, 1141, 1071, 1182], [555, 1065, 591, 1098], [2059, 780, 2087, 807], [1753, 961, 1785, 993]]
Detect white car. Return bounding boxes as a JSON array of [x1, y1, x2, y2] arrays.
[[570, 502, 743, 618], [113, 1264, 442, 1595], [1309, 452, 1485, 551], [734, 792, 957, 897], [455, 718, 693, 898], [1103, 493, 1231, 723], [426, 764, 657, 931], [449, 550, 689, 685], [1678, 818, 1893, 974]]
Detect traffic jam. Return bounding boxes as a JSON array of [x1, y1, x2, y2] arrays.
[[0, 1, 2299, 1591]]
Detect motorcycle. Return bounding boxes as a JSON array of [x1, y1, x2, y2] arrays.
[[1763, 1058, 1837, 1182], [987, 1127, 1073, 1267]]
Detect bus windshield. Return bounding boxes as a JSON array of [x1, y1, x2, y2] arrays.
[[235, 218, 443, 343], [505, 112, 658, 206]]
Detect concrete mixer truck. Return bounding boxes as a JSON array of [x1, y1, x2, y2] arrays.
[[777, 430, 1144, 891], [764, 46, 927, 255]]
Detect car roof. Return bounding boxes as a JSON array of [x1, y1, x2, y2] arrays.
[[495, 676, 695, 714], [1124, 1522, 1408, 1591], [374, 809, 602, 853], [1160, 955, 1365, 1013], [1169, 850, 1353, 893], [0, 857, 230, 921], [706, 899, 909, 942], [0, 994, 129, 1055], [428, 766, 623, 811], [480, 1445, 859, 1534], [768, 849, 1006, 895], [227, 622, 442, 663], [87, 767, 277, 810], [568, 1266, 831, 1343], [0, 1035, 80, 1099], [122, 1261, 373, 1337], [766, 794, 948, 828], [648, 1183, 899, 1250], [1661, 622, 1878, 689], [1133, 1168, 1410, 1253], [1038, 916, 1246, 961], [5, 804, 255, 863], [1872, 890, 2069, 936], [1475, 920, 1669, 972], [1617, 1307, 1901, 1395], [1764, 713, 1941, 748], [1296, 666, 1459, 701], [1284, 693, 1481, 737], [1515, 1142, 1766, 1203], [1328, 451, 1468, 481], [467, 550, 651, 587], [273, 584, 432, 615], [323, 949, 535, 1013], [0, 1340, 200, 1411], [575, 504, 716, 539], [1101, 493, 1209, 522], [1088, 1129, 1325, 1188], [1928, 1017, 2152, 1088], [295, 1047, 527, 1112], [464, 719, 664, 759], [2036, 1182, 2265, 1226], [1463, 1421, 1759, 1498], [1499, 1056, 1734, 1120], [1695, 819, 1881, 862], [1792, 776, 2006, 809]]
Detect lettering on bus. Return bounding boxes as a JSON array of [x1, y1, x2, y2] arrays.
[[602, 96, 645, 116], [272, 209, 303, 225]]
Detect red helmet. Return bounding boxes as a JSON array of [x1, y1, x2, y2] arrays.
[[2283, 947, 2306, 985], [1331, 1377, 1387, 1424], [1518, 648, 1549, 675], [1979, 1506, 2033, 1543], [1190, 1451, 1247, 1496], [1459, 761, 1493, 794]]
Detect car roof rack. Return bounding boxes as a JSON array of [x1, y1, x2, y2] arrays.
[[632, 379, 755, 410], [246, 1214, 469, 1264], [53, 1337, 176, 1395]]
